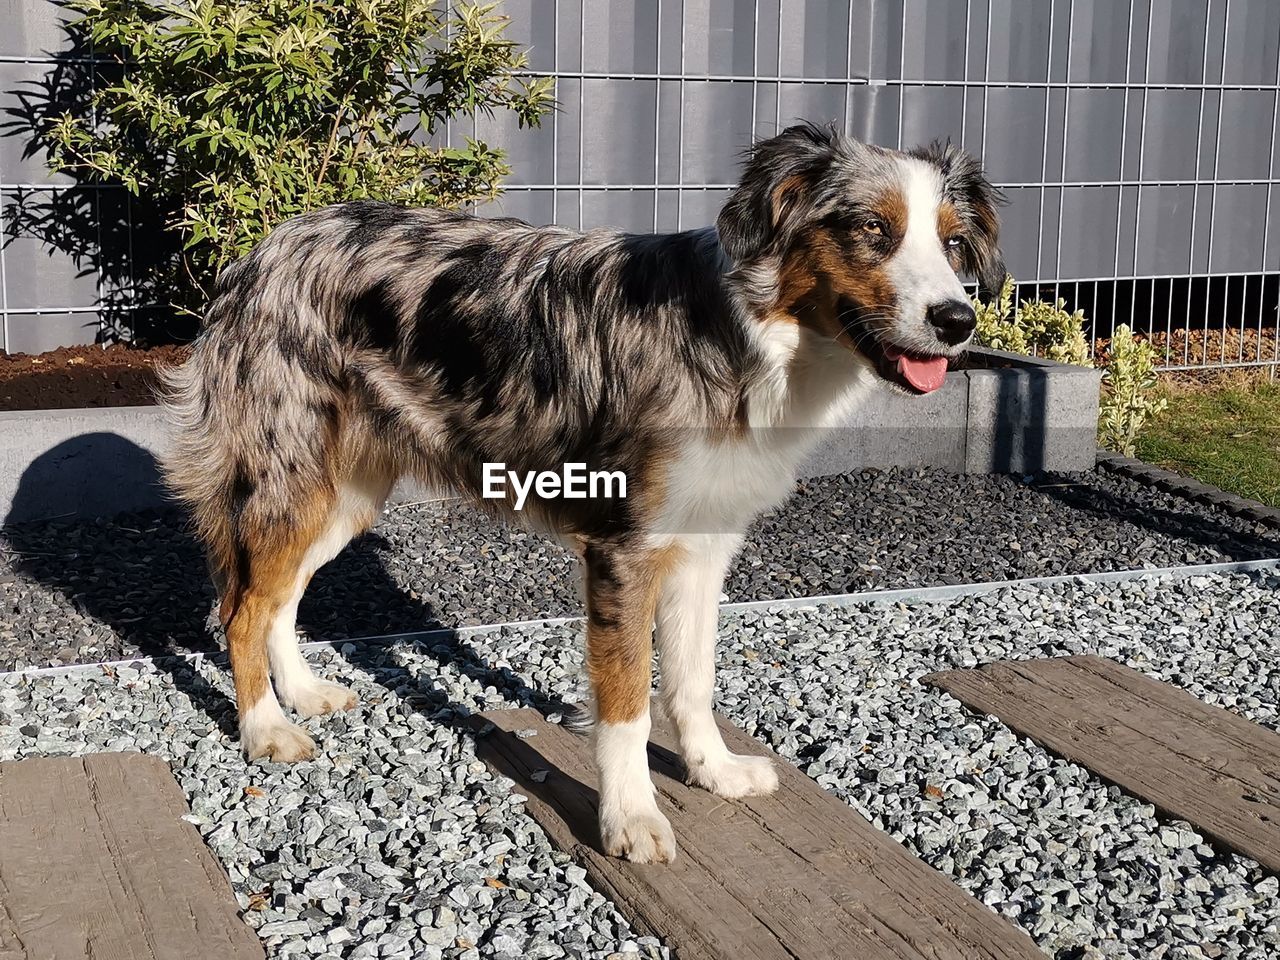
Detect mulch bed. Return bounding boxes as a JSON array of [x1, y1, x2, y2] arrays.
[[6, 332, 1272, 413], [0, 344, 188, 412], [1094, 327, 1280, 370], [4, 326, 1276, 414]]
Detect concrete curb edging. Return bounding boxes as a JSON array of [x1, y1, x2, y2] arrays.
[[1, 347, 1100, 522], [5, 557, 1276, 682], [1097, 451, 1280, 529]]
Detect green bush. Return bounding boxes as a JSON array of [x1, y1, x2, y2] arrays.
[[45, 0, 553, 316], [973, 276, 1088, 367], [1099, 324, 1168, 457], [973, 276, 1165, 454]]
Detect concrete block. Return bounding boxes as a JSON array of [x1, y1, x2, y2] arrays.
[[0, 407, 170, 523], [801, 375, 969, 477], [963, 361, 1101, 474], [0, 406, 438, 523], [805, 347, 1101, 476]]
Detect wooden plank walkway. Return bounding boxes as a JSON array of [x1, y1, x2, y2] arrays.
[[475, 707, 1042, 960], [924, 655, 1280, 872], [0, 752, 264, 960]]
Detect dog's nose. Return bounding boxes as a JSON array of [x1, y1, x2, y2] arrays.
[[927, 300, 977, 346]]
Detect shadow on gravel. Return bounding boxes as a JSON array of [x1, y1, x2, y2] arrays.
[[3, 438, 238, 727], [1028, 476, 1280, 561], [305, 557, 572, 721], [3, 437, 212, 662], [3, 436, 565, 736]]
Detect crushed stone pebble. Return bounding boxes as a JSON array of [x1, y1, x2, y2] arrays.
[[3, 570, 1278, 958]]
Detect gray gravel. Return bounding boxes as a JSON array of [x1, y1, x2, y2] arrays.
[[1, 467, 1277, 670], [3, 570, 1279, 959]]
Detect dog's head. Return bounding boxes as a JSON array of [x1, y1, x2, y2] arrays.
[[718, 121, 1004, 394]]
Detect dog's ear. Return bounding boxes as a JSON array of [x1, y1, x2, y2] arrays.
[[915, 141, 1007, 298], [717, 121, 839, 263]]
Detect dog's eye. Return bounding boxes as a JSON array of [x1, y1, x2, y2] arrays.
[[863, 218, 886, 236], [945, 235, 964, 249]]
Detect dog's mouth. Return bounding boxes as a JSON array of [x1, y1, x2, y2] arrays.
[[844, 310, 951, 395]]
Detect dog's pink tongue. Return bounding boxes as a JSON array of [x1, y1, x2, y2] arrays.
[[881, 345, 949, 393], [897, 354, 948, 393]]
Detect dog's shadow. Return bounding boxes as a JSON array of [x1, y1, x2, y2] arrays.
[[1, 438, 571, 743], [300, 539, 573, 724]]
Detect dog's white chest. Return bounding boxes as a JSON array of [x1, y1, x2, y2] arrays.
[[656, 395, 869, 535], [658, 436, 801, 534], [654, 324, 879, 536]]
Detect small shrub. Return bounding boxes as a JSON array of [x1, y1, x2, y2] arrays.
[[1015, 297, 1089, 367], [44, 0, 553, 317], [973, 276, 1088, 366], [972, 275, 1023, 353], [973, 277, 1166, 454], [1099, 324, 1168, 457]]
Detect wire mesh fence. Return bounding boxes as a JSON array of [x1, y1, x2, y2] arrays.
[[1, 0, 1278, 370]]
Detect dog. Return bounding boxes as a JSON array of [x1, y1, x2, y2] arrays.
[[160, 121, 1003, 864]]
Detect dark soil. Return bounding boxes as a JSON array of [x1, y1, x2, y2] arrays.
[[1, 343, 1019, 413], [0, 344, 189, 412]]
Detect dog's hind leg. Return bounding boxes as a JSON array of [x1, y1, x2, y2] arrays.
[[655, 534, 778, 798], [584, 542, 677, 863], [228, 498, 334, 763], [266, 468, 395, 719]]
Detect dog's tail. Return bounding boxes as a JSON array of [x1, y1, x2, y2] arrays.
[[155, 349, 246, 624], [156, 261, 346, 626]]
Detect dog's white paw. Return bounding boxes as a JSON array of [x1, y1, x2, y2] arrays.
[[600, 805, 677, 863], [242, 719, 316, 763], [281, 680, 358, 718], [687, 752, 778, 799]]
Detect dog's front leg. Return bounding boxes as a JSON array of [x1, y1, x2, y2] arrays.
[[655, 534, 779, 798], [583, 542, 676, 863]]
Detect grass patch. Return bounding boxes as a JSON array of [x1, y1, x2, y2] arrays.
[[1134, 375, 1280, 508]]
